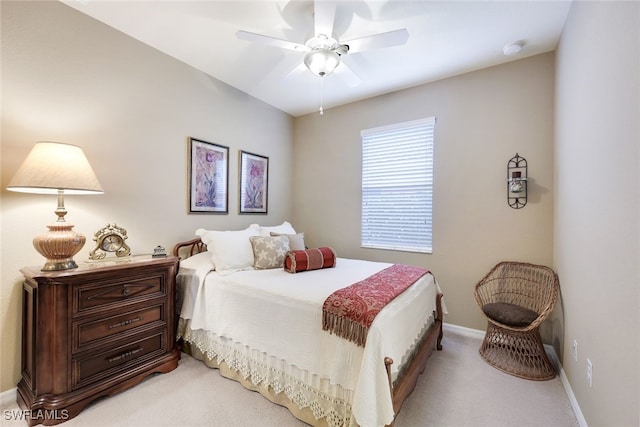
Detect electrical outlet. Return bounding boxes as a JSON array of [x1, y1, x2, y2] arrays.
[[572, 340, 578, 362], [587, 358, 593, 387]]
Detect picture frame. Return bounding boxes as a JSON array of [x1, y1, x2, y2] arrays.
[[239, 150, 268, 214], [188, 137, 229, 213]]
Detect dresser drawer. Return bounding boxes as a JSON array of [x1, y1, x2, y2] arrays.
[[73, 304, 165, 352], [72, 332, 165, 389], [74, 274, 165, 315]]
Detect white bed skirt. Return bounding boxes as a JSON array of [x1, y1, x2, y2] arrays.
[[177, 314, 439, 427], [178, 317, 356, 427]]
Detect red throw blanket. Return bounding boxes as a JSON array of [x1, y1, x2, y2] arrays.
[[322, 264, 430, 347]]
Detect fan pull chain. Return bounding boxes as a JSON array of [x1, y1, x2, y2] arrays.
[[319, 76, 324, 115]]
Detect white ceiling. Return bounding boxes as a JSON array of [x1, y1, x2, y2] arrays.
[[61, 0, 572, 117]]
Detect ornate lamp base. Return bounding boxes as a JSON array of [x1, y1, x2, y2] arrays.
[[33, 223, 86, 271]]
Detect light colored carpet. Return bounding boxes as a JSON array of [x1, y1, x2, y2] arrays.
[[1, 328, 579, 427]]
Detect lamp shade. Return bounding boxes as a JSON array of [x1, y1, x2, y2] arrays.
[[7, 141, 103, 271], [304, 49, 340, 76], [7, 141, 103, 195]]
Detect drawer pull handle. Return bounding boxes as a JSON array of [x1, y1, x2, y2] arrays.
[[108, 316, 142, 330], [107, 347, 142, 363], [122, 288, 131, 296]]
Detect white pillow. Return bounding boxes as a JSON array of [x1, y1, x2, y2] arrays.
[[259, 221, 296, 237], [196, 224, 260, 275], [270, 232, 305, 251]]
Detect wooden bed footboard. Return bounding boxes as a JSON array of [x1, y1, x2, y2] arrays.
[[172, 238, 443, 425], [385, 293, 443, 425]]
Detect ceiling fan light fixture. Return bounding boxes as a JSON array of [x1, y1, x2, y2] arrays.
[[304, 49, 340, 76]]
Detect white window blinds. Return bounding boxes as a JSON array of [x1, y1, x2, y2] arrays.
[[361, 117, 435, 253]]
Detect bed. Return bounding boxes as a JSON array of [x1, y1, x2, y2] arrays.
[[172, 223, 445, 427]]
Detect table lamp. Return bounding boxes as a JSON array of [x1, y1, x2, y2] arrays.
[[7, 141, 104, 271]]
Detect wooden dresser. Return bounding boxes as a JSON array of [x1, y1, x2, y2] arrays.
[[17, 255, 181, 426]]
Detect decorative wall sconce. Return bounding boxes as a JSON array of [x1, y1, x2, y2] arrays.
[[507, 153, 527, 209]]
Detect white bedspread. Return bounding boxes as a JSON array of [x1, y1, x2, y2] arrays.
[[177, 256, 444, 427]]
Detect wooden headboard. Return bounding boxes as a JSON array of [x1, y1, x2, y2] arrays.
[[172, 238, 207, 259]]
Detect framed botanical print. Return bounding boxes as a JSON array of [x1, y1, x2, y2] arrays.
[[188, 137, 229, 213], [239, 150, 268, 214]]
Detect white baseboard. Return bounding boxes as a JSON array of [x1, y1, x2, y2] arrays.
[[545, 345, 589, 427], [0, 387, 16, 407], [443, 322, 485, 339], [444, 322, 587, 427]]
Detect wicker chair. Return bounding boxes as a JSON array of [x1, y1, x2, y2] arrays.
[[474, 261, 559, 380]]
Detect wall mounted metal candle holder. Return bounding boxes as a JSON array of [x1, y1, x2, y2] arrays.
[[507, 153, 527, 209]]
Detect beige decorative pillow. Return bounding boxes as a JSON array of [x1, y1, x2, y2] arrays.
[[249, 235, 290, 269], [270, 232, 305, 251]]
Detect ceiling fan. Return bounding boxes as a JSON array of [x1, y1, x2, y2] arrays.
[[236, 0, 409, 83]]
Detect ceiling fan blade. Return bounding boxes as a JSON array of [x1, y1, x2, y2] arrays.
[[334, 61, 361, 87], [314, 0, 336, 37], [236, 30, 309, 52], [344, 28, 409, 54], [281, 62, 309, 81]]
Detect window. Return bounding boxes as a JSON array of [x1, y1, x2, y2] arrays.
[[361, 117, 435, 253]]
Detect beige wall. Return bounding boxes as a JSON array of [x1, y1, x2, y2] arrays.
[[4, 2, 638, 425], [554, 1, 640, 426], [0, 1, 294, 392], [293, 53, 556, 335]]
